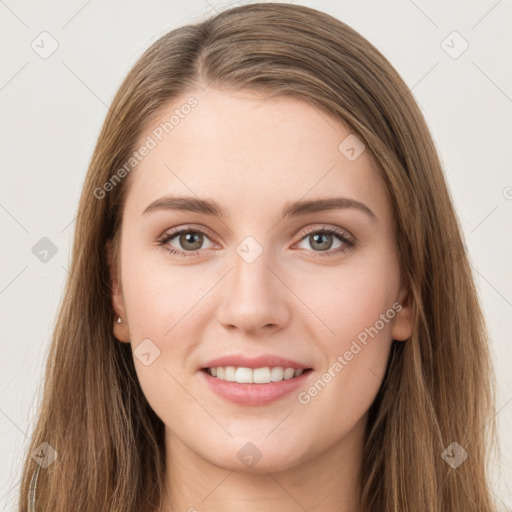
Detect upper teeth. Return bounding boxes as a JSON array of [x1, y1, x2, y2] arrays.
[[208, 366, 304, 383]]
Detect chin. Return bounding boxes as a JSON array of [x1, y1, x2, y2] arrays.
[[201, 437, 309, 474]]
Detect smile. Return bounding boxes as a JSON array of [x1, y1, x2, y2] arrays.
[[200, 367, 313, 406]]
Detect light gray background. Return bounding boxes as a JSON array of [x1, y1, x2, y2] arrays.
[[1, 0, 511, 510]]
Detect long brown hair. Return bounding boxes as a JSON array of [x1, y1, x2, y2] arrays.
[[18, 3, 498, 511]]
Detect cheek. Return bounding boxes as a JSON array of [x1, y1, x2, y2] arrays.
[[302, 248, 400, 349], [121, 250, 209, 341], [121, 255, 208, 427], [119, 247, 206, 386], [295, 247, 400, 410]]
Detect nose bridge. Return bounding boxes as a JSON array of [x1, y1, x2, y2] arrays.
[[216, 236, 289, 332]]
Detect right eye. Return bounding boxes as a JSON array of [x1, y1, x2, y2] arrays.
[[157, 227, 214, 257]]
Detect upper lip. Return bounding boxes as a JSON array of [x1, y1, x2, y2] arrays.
[[201, 354, 312, 370]]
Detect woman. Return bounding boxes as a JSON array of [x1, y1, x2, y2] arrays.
[[18, 3, 498, 511]]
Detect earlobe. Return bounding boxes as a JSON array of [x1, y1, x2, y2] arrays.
[[391, 283, 414, 342], [113, 315, 131, 343], [106, 239, 131, 343]]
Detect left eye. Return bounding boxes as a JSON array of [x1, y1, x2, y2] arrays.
[[296, 229, 346, 252]]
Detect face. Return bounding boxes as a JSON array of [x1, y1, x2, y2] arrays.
[[109, 87, 413, 473]]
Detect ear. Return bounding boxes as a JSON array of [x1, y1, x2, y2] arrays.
[[391, 279, 414, 342], [106, 239, 131, 343]]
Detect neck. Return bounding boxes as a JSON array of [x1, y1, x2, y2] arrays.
[[159, 414, 366, 512]]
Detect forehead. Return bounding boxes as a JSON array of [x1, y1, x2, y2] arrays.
[[123, 88, 389, 222]]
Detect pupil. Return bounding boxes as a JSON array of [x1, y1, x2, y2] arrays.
[[181, 232, 202, 250], [312, 233, 332, 251]]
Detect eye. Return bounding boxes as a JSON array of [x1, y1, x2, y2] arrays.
[[157, 227, 213, 257], [295, 225, 355, 257], [157, 224, 355, 259]]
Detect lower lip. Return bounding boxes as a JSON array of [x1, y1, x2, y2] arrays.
[[199, 369, 313, 406]]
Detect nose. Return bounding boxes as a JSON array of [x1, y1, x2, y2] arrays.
[[215, 246, 291, 335]]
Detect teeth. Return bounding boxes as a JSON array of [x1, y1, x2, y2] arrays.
[[225, 366, 236, 382], [236, 367, 254, 383], [271, 367, 284, 381], [283, 368, 295, 380], [253, 367, 271, 383], [207, 366, 306, 383]]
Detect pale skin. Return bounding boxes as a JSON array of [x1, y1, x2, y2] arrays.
[[108, 87, 413, 512]]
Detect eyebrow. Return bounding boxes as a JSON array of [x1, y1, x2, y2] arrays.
[[142, 195, 376, 221]]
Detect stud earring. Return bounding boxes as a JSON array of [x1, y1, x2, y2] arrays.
[[117, 316, 122, 324]]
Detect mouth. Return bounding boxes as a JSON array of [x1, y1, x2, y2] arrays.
[[201, 366, 313, 383], [200, 366, 314, 406]]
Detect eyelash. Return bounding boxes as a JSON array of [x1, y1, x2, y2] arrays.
[[156, 225, 356, 259]]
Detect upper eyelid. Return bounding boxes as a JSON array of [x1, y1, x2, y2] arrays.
[[158, 225, 216, 244], [301, 224, 352, 238]]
